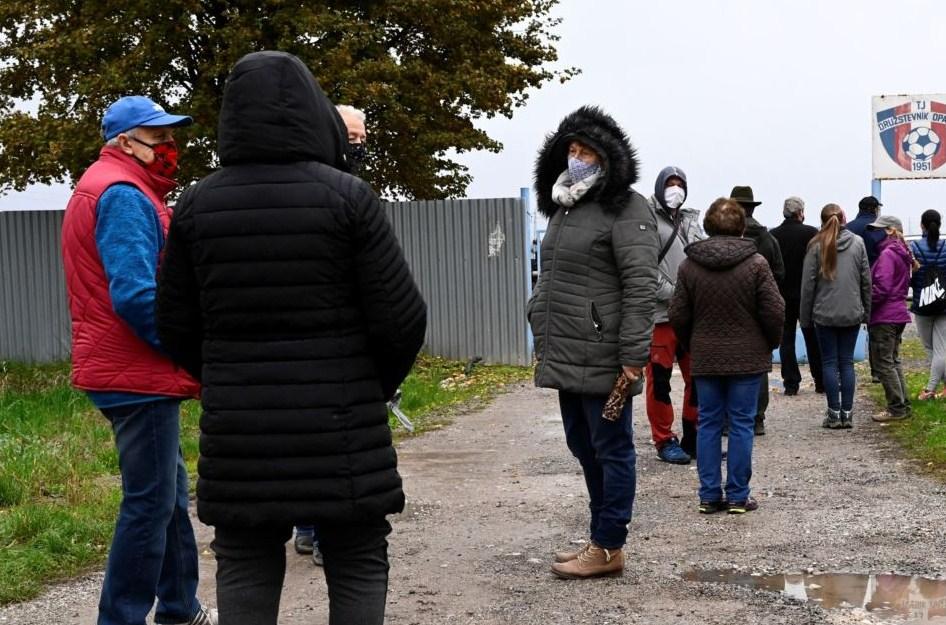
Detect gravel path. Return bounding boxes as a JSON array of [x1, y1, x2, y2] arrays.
[[3, 368, 945, 625]]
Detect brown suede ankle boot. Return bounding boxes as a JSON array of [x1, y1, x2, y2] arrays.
[[554, 541, 590, 563], [550, 542, 624, 579]]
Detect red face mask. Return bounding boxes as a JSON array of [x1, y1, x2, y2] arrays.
[[130, 136, 180, 178]]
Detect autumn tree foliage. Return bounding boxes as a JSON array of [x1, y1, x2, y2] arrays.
[[0, 1, 575, 199]]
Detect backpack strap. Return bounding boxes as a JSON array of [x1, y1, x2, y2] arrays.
[[657, 217, 681, 264]]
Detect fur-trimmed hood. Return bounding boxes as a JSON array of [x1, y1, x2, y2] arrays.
[[534, 106, 639, 218]]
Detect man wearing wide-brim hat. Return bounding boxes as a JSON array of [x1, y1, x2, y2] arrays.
[[729, 185, 786, 436]]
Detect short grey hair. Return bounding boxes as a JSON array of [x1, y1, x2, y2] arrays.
[[335, 104, 366, 122], [105, 126, 140, 147], [783, 196, 805, 218]]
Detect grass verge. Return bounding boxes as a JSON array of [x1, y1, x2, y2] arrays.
[[0, 355, 531, 605], [863, 338, 946, 472]]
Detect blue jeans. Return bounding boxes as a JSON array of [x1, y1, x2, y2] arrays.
[[694, 375, 761, 503], [558, 391, 636, 549], [816, 325, 860, 411], [295, 525, 319, 542], [98, 399, 200, 625]]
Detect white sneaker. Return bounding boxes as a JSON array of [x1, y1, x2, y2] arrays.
[[169, 606, 218, 625]]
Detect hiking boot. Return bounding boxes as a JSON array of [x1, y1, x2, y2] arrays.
[[550, 543, 624, 579], [814, 385, 825, 394], [698, 500, 728, 514], [554, 541, 590, 563], [311, 542, 324, 567], [783, 386, 799, 396], [872, 410, 910, 423], [294, 532, 314, 555], [727, 497, 758, 514], [657, 438, 691, 465], [822, 408, 841, 429], [171, 606, 218, 625], [754, 420, 766, 436], [839, 409, 853, 429]]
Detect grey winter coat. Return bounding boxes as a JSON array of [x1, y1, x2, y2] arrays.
[[800, 229, 872, 328], [649, 195, 704, 324], [528, 106, 659, 397]]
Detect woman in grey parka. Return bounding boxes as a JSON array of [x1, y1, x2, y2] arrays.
[[527, 106, 659, 579], [800, 203, 872, 429]]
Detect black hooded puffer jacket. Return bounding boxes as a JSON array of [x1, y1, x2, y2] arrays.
[[527, 106, 659, 396], [156, 51, 426, 528]]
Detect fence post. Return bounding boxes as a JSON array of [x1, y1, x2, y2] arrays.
[[521, 186, 534, 361]]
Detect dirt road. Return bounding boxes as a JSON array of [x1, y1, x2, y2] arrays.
[[3, 373, 945, 624]]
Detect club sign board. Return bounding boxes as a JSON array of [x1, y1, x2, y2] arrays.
[[872, 94, 946, 180]]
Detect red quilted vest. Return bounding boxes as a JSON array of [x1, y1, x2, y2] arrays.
[[61, 147, 199, 398]]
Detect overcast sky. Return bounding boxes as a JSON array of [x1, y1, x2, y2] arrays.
[[4, 0, 946, 234]]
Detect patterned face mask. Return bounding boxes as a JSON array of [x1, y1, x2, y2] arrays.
[[130, 136, 179, 178], [567, 156, 601, 183]]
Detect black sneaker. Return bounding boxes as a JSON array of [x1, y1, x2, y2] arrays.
[[699, 500, 728, 514], [783, 387, 799, 396], [728, 497, 758, 514], [754, 421, 766, 436]]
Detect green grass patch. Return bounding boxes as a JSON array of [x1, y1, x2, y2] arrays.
[[864, 339, 946, 472], [390, 354, 532, 435], [0, 355, 531, 605]]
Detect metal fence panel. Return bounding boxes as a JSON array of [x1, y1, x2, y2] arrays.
[[0, 210, 70, 362], [385, 198, 531, 366], [1, 198, 531, 366]]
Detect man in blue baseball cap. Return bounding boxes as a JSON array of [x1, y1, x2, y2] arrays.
[[61, 96, 216, 625]]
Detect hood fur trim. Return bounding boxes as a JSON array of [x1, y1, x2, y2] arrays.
[[534, 106, 639, 217]]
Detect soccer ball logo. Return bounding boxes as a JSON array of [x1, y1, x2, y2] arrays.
[[902, 126, 941, 161]]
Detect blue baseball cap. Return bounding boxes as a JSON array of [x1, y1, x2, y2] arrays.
[[101, 96, 193, 140]]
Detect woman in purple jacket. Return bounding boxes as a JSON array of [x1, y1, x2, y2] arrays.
[[867, 215, 914, 421]]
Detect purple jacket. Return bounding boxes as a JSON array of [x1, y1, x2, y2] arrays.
[[870, 237, 913, 325]]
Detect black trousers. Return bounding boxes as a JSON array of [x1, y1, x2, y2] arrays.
[[780, 298, 824, 391], [212, 519, 392, 625]]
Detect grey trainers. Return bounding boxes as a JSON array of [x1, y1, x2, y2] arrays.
[[312, 541, 324, 567], [294, 532, 314, 554], [822, 408, 841, 429], [839, 410, 853, 429]]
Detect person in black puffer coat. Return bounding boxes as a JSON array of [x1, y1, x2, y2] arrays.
[[156, 51, 426, 625], [528, 106, 659, 579]]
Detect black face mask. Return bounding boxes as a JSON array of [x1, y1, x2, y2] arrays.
[[348, 142, 367, 174]]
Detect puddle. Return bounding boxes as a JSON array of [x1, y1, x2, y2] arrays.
[[683, 569, 946, 623]]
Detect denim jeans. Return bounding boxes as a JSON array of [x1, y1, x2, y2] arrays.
[[98, 399, 201, 625], [295, 525, 319, 541], [816, 325, 860, 411], [694, 375, 761, 503], [213, 520, 391, 625], [558, 391, 636, 549]]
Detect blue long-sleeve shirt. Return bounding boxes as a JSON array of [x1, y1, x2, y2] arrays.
[[87, 184, 166, 409]]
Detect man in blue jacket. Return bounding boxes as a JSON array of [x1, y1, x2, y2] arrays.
[[847, 195, 886, 382]]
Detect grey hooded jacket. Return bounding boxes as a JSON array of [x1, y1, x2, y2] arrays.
[[527, 106, 659, 397], [800, 229, 872, 328], [647, 166, 705, 324]]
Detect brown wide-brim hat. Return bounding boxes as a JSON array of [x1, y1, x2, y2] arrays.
[[730, 185, 762, 208]]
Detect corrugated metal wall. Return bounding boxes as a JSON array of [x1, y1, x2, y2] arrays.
[[0, 199, 532, 366], [0, 210, 70, 362], [386, 198, 531, 366]]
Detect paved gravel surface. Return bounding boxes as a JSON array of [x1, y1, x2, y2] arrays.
[[3, 368, 945, 625]]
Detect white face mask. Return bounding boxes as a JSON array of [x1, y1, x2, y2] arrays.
[[664, 185, 686, 210]]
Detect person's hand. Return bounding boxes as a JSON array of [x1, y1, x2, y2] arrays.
[[622, 365, 643, 382]]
